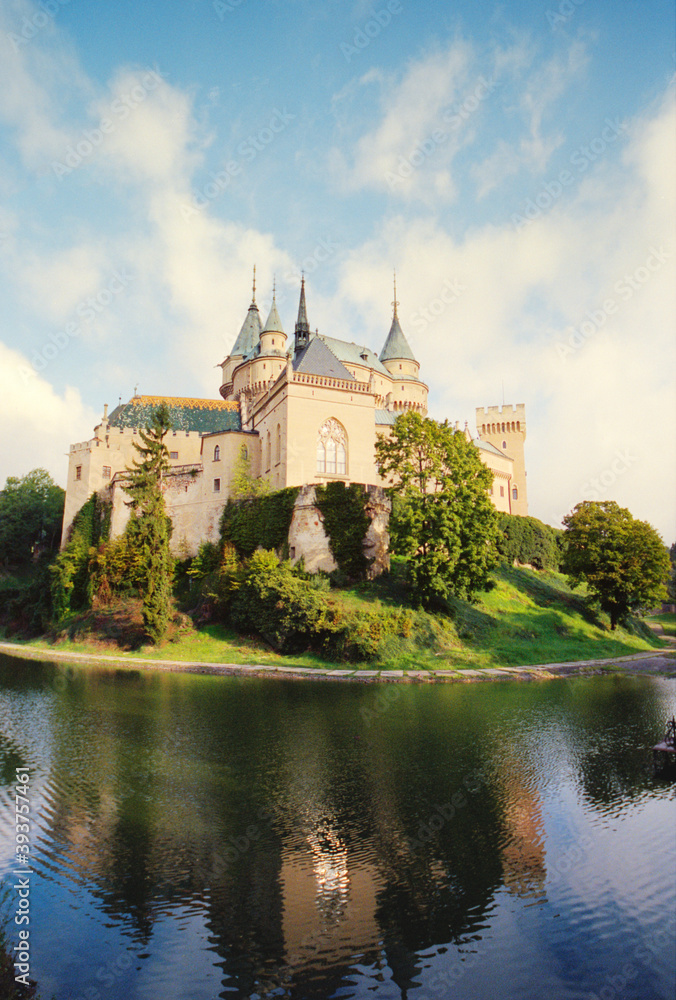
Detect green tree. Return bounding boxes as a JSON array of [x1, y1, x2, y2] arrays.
[[0, 469, 65, 566], [667, 542, 676, 602], [375, 411, 499, 606], [561, 500, 670, 629], [124, 404, 174, 643], [230, 444, 270, 499]]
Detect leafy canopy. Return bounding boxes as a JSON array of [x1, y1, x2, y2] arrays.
[[124, 404, 174, 643], [561, 500, 669, 628], [0, 468, 64, 566], [375, 411, 499, 606]]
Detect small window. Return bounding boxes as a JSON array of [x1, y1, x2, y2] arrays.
[[242, 446, 248, 460], [102, 466, 111, 480], [399, 364, 402, 370], [500, 485, 505, 497], [169, 451, 179, 460], [214, 445, 220, 462], [502, 440, 507, 449], [272, 339, 275, 346], [512, 487, 518, 501], [75, 466, 82, 481], [213, 478, 221, 493]]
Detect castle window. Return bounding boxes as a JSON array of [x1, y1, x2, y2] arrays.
[[502, 440, 507, 449], [170, 451, 179, 460], [316, 418, 347, 476], [500, 485, 505, 497], [266, 431, 271, 471], [242, 446, 248, 461], [75, 466, 82, 480], [214, 445, 220, 462], [102, 466, 111, 480], [213, 478, 221, 493], [512, 487, 518, 500], [275, 424, 281, 464]]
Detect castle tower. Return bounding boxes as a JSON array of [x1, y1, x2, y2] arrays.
[[219, 267, 262, 399], [294, 276, 311, 356], [475, 404, 528, 516], [259, 283, 287, 357]]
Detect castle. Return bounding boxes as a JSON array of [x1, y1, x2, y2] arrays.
[[61, 274, 528, 561]]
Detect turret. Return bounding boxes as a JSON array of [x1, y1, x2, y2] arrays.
[[476, 404, 528, 516], [220, 267, 262, 398], [379, 274, 420, 380], [259, 284, 287, 357]]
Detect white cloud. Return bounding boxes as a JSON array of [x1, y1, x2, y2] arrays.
[[0, 342, 98, 489], [332, 86, 676, 541]]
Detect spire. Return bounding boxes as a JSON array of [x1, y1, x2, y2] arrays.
[[228, 268, 262, 358], [379, 276, 417, 363], [294, 275, 311, 355]]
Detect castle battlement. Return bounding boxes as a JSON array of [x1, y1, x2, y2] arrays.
[[476, 403, 526, 419]]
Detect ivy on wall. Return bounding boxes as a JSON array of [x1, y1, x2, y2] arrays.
[[315, 481, 371, 581], [50, 491, 112, 620], [219, 487, 300, 557]]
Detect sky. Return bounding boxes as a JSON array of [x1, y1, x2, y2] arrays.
[[0, 0, 674, 542]]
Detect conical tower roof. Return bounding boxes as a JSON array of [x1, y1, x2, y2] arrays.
[[262, 288, 284, 334], [229, 268, 262, 357], [294, 276, 311, 354], [379, 275, 416, 362]]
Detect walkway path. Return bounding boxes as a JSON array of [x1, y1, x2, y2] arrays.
[[0, 641, 674, 683]]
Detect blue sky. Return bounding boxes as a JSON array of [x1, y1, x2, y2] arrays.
[[0, 0, 674, 541]]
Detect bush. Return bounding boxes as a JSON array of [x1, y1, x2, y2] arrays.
[[220, 488, 299, 557], [497, 513, 562, 570]]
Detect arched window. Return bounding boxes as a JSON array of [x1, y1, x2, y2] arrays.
[[213, 445, 220, 462], [266, 431, 271, 471], [512, 486, 518, 501], [502, 440, 507, 449], [316, 418, 348, 476], [275, 424, 281, 464]]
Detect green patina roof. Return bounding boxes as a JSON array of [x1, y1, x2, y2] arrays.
[[379, 314, 417, 363], [230, 300, 262, 357], [375, 409, 398, 425], [319, 335, 391, 376], [108, 396, 241, 434]]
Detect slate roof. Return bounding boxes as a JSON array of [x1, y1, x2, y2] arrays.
[[475, 438, 510, 459], [108, 396, 241, 434], [375, 409, 398, 425], [262, 295, 284, 334], [293, 337, 355, 380], [318, 335, 391, 376], [379, 314, 417, 363], [229, 301, 262, 357]]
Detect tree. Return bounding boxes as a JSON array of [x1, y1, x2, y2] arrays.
[[375, 411, 499, 606], [0, 469, 65, 566], [668, 542, 676, 603], [561, 500, 670, 629], [230, 444, 270, 499], [124, 404, 174, 643]]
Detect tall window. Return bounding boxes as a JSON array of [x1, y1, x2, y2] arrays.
[[316, 418, 347, 475], [214, 445, 220, 462], [275, 424, 281, 464], [512, 486, 518, 501]]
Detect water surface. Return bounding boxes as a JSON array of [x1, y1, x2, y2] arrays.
[[0, 655, 674, 999]]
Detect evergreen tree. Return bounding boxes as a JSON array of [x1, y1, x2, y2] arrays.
[[375, 411, 499, 606], [124, 404, 174, 643], [562, 500, 669, 628]]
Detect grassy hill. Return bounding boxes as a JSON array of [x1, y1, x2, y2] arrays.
[[11, 562, 666, 671]]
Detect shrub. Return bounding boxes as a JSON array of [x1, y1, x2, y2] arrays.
[[497, 513, 562, 570], [220, 488, 299, 557]]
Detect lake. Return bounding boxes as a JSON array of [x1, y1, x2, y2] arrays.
[[0, 654, 674, 1000]]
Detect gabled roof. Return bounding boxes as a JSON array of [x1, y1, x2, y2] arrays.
[[108, 396, 241, 433], [229, 301, 262, 358], [379, 313, 416, 363], [293, 337, 355, 380], [319, 335, 391, 376]]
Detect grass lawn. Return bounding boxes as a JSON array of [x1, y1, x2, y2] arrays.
[[3, 562, 667, 672], [646, 611, 676, 638]]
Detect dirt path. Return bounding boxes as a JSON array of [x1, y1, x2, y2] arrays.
[[0, 640, 674, 683]]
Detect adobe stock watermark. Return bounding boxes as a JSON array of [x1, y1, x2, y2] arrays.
[[555, 244, 672, 359], [405, 769, 485, 853], [51, 71, 164, 179], [180, 108, 295, 221], [19, 268, 134, 382], [409, 277, 466, 337], [340, 1, 403, 63], [547, 0, 586, 30], [588, 916, 676, 1000], [386, 75, 499, 191], [213, 0, 246, 19], [283, 236, 341, 287], [512, 117, 628, 230], [70, 952, 133, 1000], [9, 0, 72, 52], [581, 450, 637, 502]]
